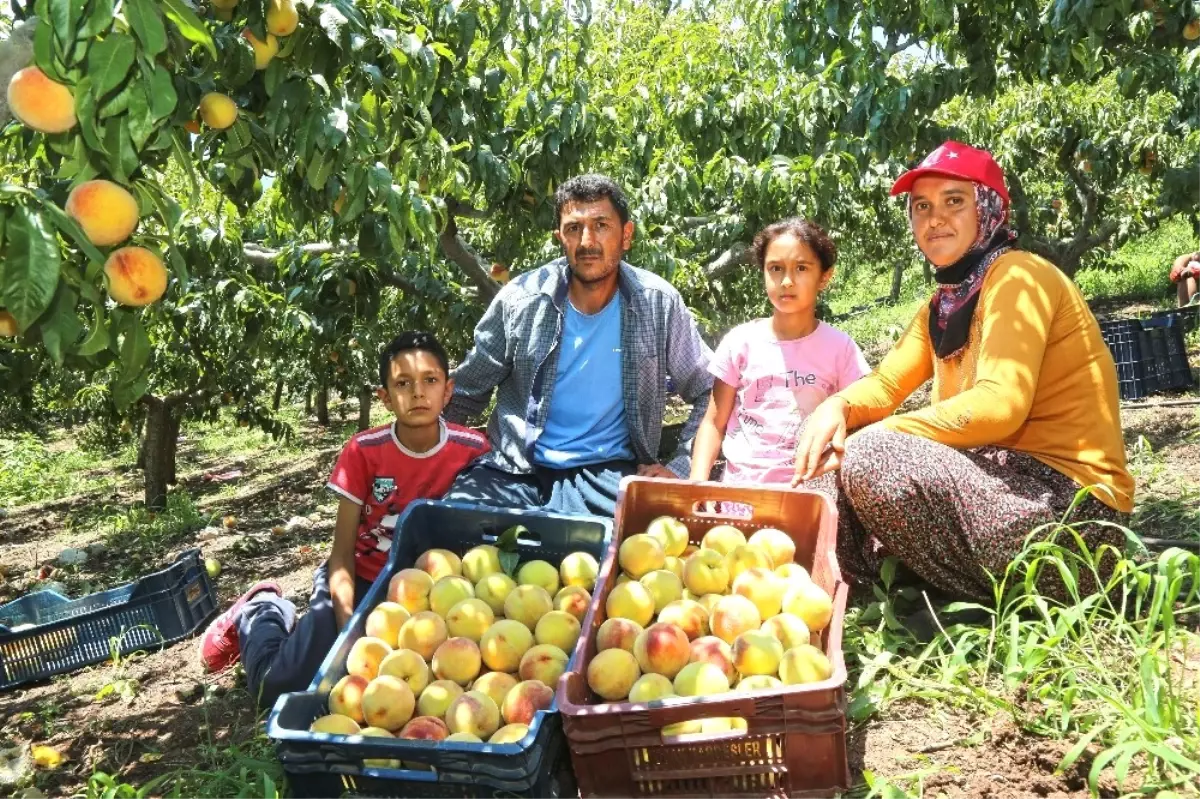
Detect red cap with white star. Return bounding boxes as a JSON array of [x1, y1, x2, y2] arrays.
[[891, 140, 1010, 205]]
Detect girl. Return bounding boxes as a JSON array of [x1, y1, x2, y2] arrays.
[[690, 218, 869, 485]]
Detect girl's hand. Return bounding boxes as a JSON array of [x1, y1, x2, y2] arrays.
[[792, 397, 849, 485]]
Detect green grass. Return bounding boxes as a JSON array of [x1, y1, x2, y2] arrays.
[[1075, 217, 1196, 304], [0, 432, 128, 508]]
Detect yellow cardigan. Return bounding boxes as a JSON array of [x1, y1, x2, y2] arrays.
[[837, 250, 1134, 513]]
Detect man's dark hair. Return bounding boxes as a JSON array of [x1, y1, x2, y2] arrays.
[[378, 330, 450, 387], [554, 174, 631, 228], [751, 218, 838, 272]]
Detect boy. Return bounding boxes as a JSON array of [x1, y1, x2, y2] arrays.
[[198, 331, 489, 709]]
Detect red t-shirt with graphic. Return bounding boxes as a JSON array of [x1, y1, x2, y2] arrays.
[[327, 420, 488, 582]]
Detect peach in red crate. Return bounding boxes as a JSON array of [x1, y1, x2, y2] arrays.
[[782, 581, 833, 633], [709, 594, 762, 645], [761, 613, 811, 650], [501, 679, 554, 725], [748, 527, 796, 568], [618, 533, 666, 579], [779, 644, 833, 685], [682, 549, 729, 596], [701, 525, 746, 556], [628, 672, 675, 703], [687, 635, 737, 685], [673, 661, 731, 697], [639, 569, 683, 614], [656, 599, 709, 640], [731, 630, 784, 677], [632, 622, 690, 679], [605, 580, 655, 627], [596, 617, 643, 653], [644, 515, 690, 557], [587, 647, 640, 701], [776, 562, 812, 586], [723, 544, 773, 582], [732, 566, 786, 619]]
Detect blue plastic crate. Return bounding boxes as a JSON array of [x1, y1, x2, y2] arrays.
[[267, 500, 612, 798], [1099, 312, 1196, 401], [0, 549, 218, 691]]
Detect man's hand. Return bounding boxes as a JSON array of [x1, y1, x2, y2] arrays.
[[1171, 253, 1200, 283], [792, 398, 849, 486], [637, 463, 675, 479]]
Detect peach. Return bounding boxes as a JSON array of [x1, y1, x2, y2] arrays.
[[628, 673, 675, 703], [310, 713, 360, 735], [398, 611, 448, 661], [683, 549, 729, 596], [778, 644, 833, 685], [461, 545, 501, 583], [445, 732, 482, 743], [199, 92, 237, 129], [503, 584, 553, 630], [431, 637, 482, 686], [445, 598, 494, 641], [656, 600, 709, 641], [639, 569, 683, 615], [415, 679, 463, 718], [731, 631, 784, 677], [104, 247, 168, 306], [475, 573, 517, 615], [701, 525, 746, 556], [723, 545, 773, 582], [430, 575, 474, 618], [361, 675, 415, 731], [445, 690, 500, 739], [365, 602, 411, 648], [619, 534, 666, 579], [489, 723, 530, 744], [605, 581, 655, 627], [662, 720, 703, 736], [553, 586, 591, 622], [673, 661, 731, 697], [633, 622, 691, 678], [748, 528, 795, 568], [698, 593, 722, 615], [761, 613, 810, 651], [415, 548, 462, 581], [663, 556, 684, 580], [241, 27, 279, 69], [687, 636, 737, 685], [328, 674, 368, 722], [359, 726, 400, 768], [388, 568, 433, 613], [347, 637, 392, 680], [781, 581, 833, 633], [0, 310, 17, 337], [645, 515, 690, 557], [737, 674, 783, 691], [66, 180, 139, 247], [710, 595, 762, 645], [616, 573, 631, 585], [7, 67, 76, 133], [516, 560, 560, 595], [586, 648, 640, 701], [500, 679, 553, 725], [479, 619, 534, 672], [398, 715, 449, 741], [681, 544, 700, 559], [266, 0, 299, 36], [775, 563, 812, 586], [559, 551, 599, 590], [472, 671, 518, 710], [732, 567, 786, 619], [534, 610, 581, 653], [518, 643, 569, 688], [378, 648, 430, 695], [596, 617, 643, 653]]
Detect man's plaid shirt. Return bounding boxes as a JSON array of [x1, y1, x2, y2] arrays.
[[445, 258, 714, 477]]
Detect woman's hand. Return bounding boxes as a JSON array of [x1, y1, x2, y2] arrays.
[[792, 397, 849, 486]]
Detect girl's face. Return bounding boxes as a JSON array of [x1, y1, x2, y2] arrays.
[[910, 176, 979, 267], [763, 233, 832, 316]]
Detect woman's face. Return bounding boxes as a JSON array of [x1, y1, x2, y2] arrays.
[[910, 176, 979, 268]]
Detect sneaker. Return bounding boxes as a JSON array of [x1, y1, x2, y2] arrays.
[[198, 580, 283, 672]]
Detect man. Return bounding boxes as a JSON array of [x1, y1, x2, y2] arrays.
[[1170, 249, 1200, 307], [443, 174, 713, 516]]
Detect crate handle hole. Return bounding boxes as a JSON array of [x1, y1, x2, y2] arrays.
[[690, 500, 753, 520], [481, 530, 543, 547], [660, 717, 749, 744]]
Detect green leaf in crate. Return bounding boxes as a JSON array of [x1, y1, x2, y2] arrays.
[[161, 0, 217, 59], [124, 0, 167, 55], [498, 551, 520, 578], [495, 524, 529, 553], [87, 32, 136, 99], [1, 206, 62, 331]]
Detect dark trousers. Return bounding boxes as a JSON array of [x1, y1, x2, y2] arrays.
[[444, 460, 638, 517], [238, 561, 372, 711]]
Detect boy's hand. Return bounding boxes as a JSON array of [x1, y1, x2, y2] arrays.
[[638, 463, 675, 479]]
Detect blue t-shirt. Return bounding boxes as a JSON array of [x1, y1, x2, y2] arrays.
[[533, 297, 633, 468]]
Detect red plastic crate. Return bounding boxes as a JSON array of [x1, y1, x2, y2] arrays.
[[557, 477, 851, 797]]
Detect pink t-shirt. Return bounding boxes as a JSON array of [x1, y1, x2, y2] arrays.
[[710, 319, 870, 485]]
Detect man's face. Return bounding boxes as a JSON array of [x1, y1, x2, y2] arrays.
[[378, 350, 454, 429], [554, 198, 634, 285]]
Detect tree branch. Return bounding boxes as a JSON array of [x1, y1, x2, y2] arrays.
[[704, 242, 752, 280], [446, 199, 490, 219], [242, 241, 351, 267], [440, 213, 501, 303]]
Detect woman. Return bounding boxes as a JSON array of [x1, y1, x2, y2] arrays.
[[793, 141, 1133, 603]]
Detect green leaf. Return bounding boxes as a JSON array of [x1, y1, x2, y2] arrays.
[[33, 16, 63, 80], [79, 0, 115, 38], [118, 313, 151, 376], [170, 130, 199, 202], [126, 86, 156, 150], [1, 206, 62, 330], [99, 80, 136, 119], [39, 284, 82, 364], [38, 198, 106, 266], [78, 304, 110, 356], [498, 551, 520, 577], [124, 0, 167, 55], [495, 524, 528, 552], [161, 0, 217, 59], [87, 32, 136, 99], [74, 77, 109, 156], [146, 66, 177, 120], [50, 0, 86, 54]]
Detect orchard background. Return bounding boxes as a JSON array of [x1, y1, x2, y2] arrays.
[[0, 0, 1197, 796]]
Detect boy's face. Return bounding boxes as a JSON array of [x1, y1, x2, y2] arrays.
[[378, 350, 454, 428]]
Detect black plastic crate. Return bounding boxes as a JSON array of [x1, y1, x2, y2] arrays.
[[267, 500, 612, 798], [1099, 313, 1196, 401], [0, 549, 218, 691], [1148, 305, 1199, 334]]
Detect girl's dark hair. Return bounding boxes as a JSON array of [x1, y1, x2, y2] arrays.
[[751, 218, 837, 271], [379, 330, 450, 387]]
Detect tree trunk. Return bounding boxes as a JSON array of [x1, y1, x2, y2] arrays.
[[357, 386, 373, 431], [272, 379, 284, 412], [889, 259, 905, 302], [316, 383, 330, 426], [304, 389, 312, 416], [142, 397, 172, 510]]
